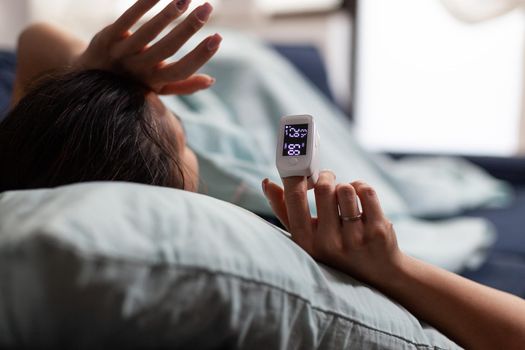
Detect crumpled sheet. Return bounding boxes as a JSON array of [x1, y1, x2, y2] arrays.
[[160, 28, 511, 272]]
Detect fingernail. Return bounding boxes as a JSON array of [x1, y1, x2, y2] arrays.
[[196, 2, 213, 22], [262, 178, 269, 196], [322, 169, 336, 180], [207, 33, 222, 51], [176, 0, 189, 11], [208, 77, 216, 85]]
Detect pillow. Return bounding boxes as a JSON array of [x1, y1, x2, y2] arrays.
[[0, 182, 459, 349]]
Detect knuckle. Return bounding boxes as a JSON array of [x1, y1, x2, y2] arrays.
[[368, 221, 390, 238], [366, 187, 377, 197], [188, 16, 204, 32], [337, 184, 356, 198], [357, 184, 375, 197], [320, 170, 336, 179], [160, 5, 179, 22], [315, 182, 333, 196], [287, 188, 305, 203], [351, 180, 365, 187], [369, 222, 385, 234]]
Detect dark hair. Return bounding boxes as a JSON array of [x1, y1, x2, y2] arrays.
[[0, 69, 185, 192]]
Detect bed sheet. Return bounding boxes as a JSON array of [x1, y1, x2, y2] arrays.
[[460, 186, 525, 297], [0, 51, 16, 120]]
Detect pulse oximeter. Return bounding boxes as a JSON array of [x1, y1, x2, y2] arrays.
[[276, 114, 320, 189]]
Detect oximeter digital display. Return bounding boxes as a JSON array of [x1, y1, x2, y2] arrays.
[[276, 115, 319, 189], [282, 124, 309, 156]]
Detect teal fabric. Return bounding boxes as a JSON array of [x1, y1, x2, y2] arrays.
[[0, 182, 460, 349], [380, 156, 513, 218], [160, 29, 409, 219], [159, 29, 499, 273]]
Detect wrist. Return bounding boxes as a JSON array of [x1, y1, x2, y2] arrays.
[[372, 252, 415, 292]]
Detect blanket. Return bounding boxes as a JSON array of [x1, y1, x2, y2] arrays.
[[160, 29, 511, 272]]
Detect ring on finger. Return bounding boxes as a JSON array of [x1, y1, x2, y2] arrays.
[[340, 213, 362, 222]]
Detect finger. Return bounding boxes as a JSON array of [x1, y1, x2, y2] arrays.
[[141, 2, 214, 65], [158, 33, 221, 82], [116, 0, 191, 56], [262, 178, 290, 230], [351, 181, 385, 223], [336, 183, 361, 220], [158, 74, 215, 95], [313, 171, 340, 234], [282, 176, 313, 250], [110, 0, 162, 38], [336, 183, 365, 249]]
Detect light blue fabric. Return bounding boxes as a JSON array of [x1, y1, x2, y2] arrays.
[[159, 29, 502, 272], [0, 183, 460, 349], [394, 217, 496, 271], [160, 29, 409, 218], [380, 156, 513, 218]]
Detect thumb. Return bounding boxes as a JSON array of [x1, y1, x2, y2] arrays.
[[262, 178, 290, 230]]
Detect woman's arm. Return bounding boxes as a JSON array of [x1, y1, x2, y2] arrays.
[[11, 23, 86, 106], [11, 0, 220, 107], [262, 174, 525, 349], [383, 253, 525, 350]]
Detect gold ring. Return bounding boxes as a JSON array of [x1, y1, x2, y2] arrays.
[[340, 214, 362, 222]]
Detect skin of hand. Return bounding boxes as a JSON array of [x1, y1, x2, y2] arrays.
[[262, 171, 404, 287], [262, 172, 525, 350], [74, 0, 222, 95]]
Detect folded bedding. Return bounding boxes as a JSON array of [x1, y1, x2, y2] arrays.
[[380, 156, 513, 218]]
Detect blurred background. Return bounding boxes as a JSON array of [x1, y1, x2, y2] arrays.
[[1, 0, 525, 157]]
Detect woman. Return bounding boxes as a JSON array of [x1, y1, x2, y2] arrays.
[[1, 1, 525, 349]]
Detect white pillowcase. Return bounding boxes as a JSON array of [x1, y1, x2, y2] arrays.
[[0, 182, 459, 349]]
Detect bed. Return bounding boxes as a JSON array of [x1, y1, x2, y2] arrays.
[[0, 38, 523, 348], [269, 44, 525, 298], [2, 41, 525, 298]]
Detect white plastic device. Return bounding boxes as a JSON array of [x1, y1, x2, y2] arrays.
[[276, 114, 320, 188]]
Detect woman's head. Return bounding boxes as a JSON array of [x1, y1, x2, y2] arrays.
[[0, 69, 198, 192]]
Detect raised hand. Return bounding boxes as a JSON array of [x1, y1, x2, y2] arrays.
[[262, 172, 403, 286], [75, 0, 221, 95]]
